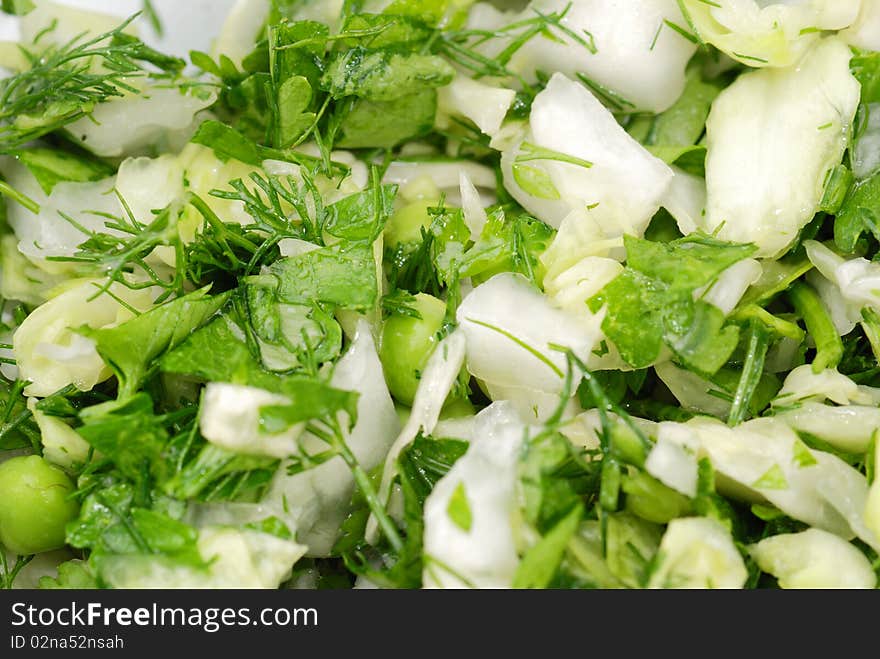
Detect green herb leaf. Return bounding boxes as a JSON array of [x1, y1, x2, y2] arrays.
[[446, 481, 473, 531], [82, 288, 230, 399]]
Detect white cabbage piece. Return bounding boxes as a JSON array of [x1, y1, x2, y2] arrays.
[[662, 166, 707, 236], [211, 0, 271, 67], [0, 235, 67, 306], [383, 159, 497, 200], [866, 436, 880, 539], [423, 402, 529, 588], [67, 85, 216, 158], [658, 417, 880, 550], [698, 258, 762, 316], [700, 38, 860, 258], [500, 73, 673, 235], [459, 172, 488, 240], [495, 0, 697, 113], [263, 320, 399, 556], [645, 436, 699, 498], [647, 517, 748, 589], [484, 379, 583, 424], [539, 208, 626, 284], [2, 155, 184, 261], [13, 280, 156, 397], [749, 529, 877, 589], [806, 239, 880, 311], [773, 364, 880, 408], [0, 11, 24, 74], [774, 402, 880, 454], [29, 399, 91, 471], [680, 0, 861, 68], [807, 270, 862, 337], [843, 0, 880, 51], [437, 75, 516, 138], [542, 255, 632, 372], [369, 330, 467, 544], [543, 255, 623, 317], [457, 272, 603, 394], [851, 103, 880, 181], [19, 1, 215, 154], [100, 527, 307, 589], [199, 383, 306, 459]]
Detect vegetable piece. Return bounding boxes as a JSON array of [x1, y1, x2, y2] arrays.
[[83, 288, 230, 399], [0, 455, 79, 555], [437, 75, 516, 138], [509, 0, 698, 113], [589, 234, 756, 373], [98, 527, 307, 589], [423, 402, 527, 588], [843, 0, 880, 51], [658, 417, 880, 550], [13, 280, 157, 397], [774, 403, 880, 455], [457, 272, 602, 395], [749, 529, 876, 589], [700, 38, 860, 257], [647, 516, 747, 589], [263, 320, 399, 556], [679, 0, 861, 68], [501, 73, 673, 235], [380, 293, 447, 406], [368, 329, 468, 545]]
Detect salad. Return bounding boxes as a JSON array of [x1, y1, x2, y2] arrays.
[[0, 0, 879, 590]]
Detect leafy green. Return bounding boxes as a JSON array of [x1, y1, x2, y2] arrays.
[[269, 21, 327, 147], [162, 443, 277, 501], [321, 48, 454, 102], [38, 560, 98, 589], [459, 208, 554, 287], [10, 147, 114, 194], [0, 15, 183, 152], [159, 312, 267, 387], [266, 241, 378, 310], [76, 394, 173, 493], [398, 435, 469, 502], [82, 288, 230, 399], [590, 235, 757, 373], [336, 90, 439, 148], [642, 67, 720, 175], [257, 378, 360, 433], [834, 172, 880, 254], [324, 184, 396, 242], [513, 504, 582, 589], [66, 480, 200, 561]]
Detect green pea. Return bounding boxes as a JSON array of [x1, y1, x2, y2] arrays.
[[380, 293, 446, 405], [384, 200, 438, 248], [0, 455, 79, 555]]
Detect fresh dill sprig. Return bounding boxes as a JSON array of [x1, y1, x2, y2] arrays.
[[209, 170, 327, 246], [435, 3, 592, 87], [48, 199, 184, 302], [0, 13, 183, 153]]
